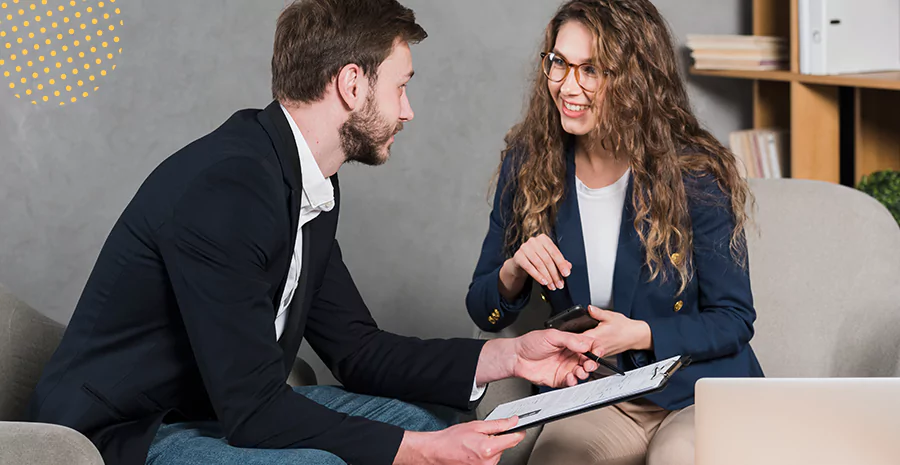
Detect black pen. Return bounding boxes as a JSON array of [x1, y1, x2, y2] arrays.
[[583, 351, 627, 376]]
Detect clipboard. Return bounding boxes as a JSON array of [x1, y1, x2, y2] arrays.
[[486, 355, 690, 434]]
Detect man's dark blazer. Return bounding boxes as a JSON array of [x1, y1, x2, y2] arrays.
[[27, 101, 486, 465]]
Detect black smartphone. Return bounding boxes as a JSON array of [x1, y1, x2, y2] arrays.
[[543, 305, 599, 333]]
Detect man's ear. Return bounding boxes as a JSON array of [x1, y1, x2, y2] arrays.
[[336, 63, 365, 111]]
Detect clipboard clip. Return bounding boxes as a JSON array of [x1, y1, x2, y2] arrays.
[[651, 356, 692, 380]]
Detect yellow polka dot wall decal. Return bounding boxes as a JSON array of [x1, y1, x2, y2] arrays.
[[42, 95, 46, 101]]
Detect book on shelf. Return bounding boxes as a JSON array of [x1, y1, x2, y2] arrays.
[[687, 34, 788, 71], [728, 129, 788, 179], [693, 58, 786, 71]]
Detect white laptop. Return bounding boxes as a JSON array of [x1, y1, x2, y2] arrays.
[[695, 378, 900, 465]]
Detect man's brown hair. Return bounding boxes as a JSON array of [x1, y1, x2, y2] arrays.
[[272, 0, 427, 103]]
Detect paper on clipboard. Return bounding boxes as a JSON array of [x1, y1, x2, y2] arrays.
[[485, 355, 685, 430]]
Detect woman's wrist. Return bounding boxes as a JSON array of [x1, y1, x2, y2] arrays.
[[632, 320, 653, 351], [498, 259, 528, 301]]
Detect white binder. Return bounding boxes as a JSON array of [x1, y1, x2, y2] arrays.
[[799, 0, 900, 75]]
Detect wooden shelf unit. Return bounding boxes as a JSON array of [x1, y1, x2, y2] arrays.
[[689, 0, 900, 185]]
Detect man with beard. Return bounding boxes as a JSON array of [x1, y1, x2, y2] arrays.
[[26, 1, 603, 465]]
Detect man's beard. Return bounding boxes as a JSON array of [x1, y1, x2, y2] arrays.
[[339, 92, 403, 166]]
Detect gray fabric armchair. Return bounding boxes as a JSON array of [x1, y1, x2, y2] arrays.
[[474, 179, 900, 465], [0, 283, 319, 465]]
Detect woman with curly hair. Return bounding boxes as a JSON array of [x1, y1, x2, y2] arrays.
[[466, 1, 764, 463]]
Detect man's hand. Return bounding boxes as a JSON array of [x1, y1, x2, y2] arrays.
[[475, 329, 599, 388], [581, 305, 653, 357], [394, 417, 526, 465]]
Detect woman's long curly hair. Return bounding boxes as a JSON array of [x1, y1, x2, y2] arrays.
[[501, 0, 751, 293]]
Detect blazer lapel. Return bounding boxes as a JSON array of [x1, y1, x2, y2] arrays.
[[555, 145, 591, 309], [257, 100, 311, 372], [612, 177, 642, 319]]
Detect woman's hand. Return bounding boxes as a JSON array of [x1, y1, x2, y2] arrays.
[[498, 235, 572, 300], [581, 306, 653, 357]]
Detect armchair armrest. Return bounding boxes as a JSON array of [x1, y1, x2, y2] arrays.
[[0, 421, 103, 465]]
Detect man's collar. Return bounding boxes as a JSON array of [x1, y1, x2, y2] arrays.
[[279, 104, 335, 211]]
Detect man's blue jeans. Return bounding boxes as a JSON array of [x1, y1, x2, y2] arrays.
[[146, 385, 451, 465]]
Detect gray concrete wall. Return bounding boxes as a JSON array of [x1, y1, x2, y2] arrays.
[[0, 0, 751, 384]]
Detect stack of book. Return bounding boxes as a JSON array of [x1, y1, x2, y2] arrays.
[[729, 129, 788, 179], [687, 35, 788, 71]]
